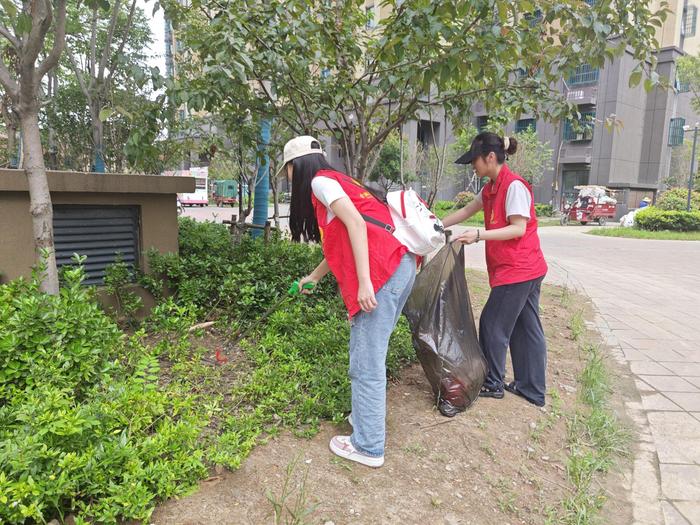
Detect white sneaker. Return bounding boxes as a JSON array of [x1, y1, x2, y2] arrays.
[[347, 413, 353, 427], [329, 435, 384, 468]]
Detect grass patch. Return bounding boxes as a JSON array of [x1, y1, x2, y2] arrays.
[[569, 310, 585, 342], [587, 227, 700, 240], [547, 343, 629, 524]]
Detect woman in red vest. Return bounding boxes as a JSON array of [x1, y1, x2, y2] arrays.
[[284, 136, 416, 467], [442, 132, 548, 407]]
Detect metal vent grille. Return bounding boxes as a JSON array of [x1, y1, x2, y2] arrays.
[[53, 205, 140, 285]]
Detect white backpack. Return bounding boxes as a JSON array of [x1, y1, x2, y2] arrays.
[[386, 190, 445, 255]]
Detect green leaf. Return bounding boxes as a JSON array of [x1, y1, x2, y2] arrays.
[[114, 105, 134, 120], [0, 0, 17, 19], [99, 107, 115, 122], [16, 12, 32, 35], [629, 70, 642, 88]]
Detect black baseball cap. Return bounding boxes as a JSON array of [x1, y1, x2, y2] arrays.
[[455, 147, 475, 165]]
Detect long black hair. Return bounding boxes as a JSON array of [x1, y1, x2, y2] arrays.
[[289, 152, 336, 242], [470, 132, 518, 163], [288, 153, 387, 243]]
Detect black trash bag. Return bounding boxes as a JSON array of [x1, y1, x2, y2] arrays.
[[403, 243, 487, 417]]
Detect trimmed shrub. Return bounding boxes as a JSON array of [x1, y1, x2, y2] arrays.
[[454, 191, 475, 207], [656, 188, 700, 212], [635, 206, 700, 231], [0, 266, 207, 524], [0, 263, 120, 400], [535, 203, 554, 217], [432, 200, 457, 214]]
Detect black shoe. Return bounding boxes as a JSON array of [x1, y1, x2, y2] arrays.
[[479, 385, 504, 399], [504, 381, 544, 407]]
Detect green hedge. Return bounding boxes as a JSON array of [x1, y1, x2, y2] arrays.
[[635, 206, 700, 231], [0, 265, 207, 524], [656, 188, 700, 212], [535, 203, 554, 217]]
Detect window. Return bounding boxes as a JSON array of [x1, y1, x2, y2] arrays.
[[563, 110, 595, 142], [568, 64, 599, 86], [516, 119, 536, 133], [476, 115, 489, 133], [677, 79, 691, 93], [417, 120, 440, 146], [683, 5, 698, 37], [53, 205, 140, 286], [669, 117, 686, 146]]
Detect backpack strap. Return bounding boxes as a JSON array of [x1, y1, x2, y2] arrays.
[[360, 213, 395, 234]]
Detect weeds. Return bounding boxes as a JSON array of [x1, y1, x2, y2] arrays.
[[403, 442, 428, 457], [265, 455, 319, 525], [569, 310, 585, 341], [548, 344, 629, 525]]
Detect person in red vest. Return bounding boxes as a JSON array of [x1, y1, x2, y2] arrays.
[[442, 132, 548, 407], [283, 136, 416, 467]]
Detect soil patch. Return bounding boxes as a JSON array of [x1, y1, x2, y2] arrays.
[[149, 272, 634, 525]]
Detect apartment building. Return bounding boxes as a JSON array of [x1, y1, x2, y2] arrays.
[[357, 0, 700, 213], [472, 0, 700, 214]]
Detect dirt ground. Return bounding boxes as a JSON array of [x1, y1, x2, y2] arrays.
[[149, 274, 639, 525]]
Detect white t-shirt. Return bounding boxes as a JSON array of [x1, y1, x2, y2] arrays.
[[311, 177, 347, 222], [475, 180, 532, 219]]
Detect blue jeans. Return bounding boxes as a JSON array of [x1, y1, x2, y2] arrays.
[[349, 253, 416, 457]]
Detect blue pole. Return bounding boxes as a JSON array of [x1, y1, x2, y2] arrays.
[[252, 118, 271, 238], [92, 144, 105, 173]]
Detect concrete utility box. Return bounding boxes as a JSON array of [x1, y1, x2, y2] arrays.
[[0, 169, 194, 285]]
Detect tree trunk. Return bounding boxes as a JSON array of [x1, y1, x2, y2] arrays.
[[91, 101, 105, 172], [20, 107, 59, 294], [47, 71, 58, 169], [7, 123, 17, 167], [270, 165, 280, 227]]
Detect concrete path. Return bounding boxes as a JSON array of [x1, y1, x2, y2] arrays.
[[453, 224, 700, 524]]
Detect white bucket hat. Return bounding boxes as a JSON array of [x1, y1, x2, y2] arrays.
[[282, 135, 325, 166]]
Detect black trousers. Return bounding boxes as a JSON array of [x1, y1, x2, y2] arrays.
[[478, 275, 547, 405]]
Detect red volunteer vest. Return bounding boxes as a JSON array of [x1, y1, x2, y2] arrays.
[[311, 170, 408, 317], [481, 164, 548, 288]]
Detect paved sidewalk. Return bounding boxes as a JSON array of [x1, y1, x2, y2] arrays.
[[452, 225, 700, 524]]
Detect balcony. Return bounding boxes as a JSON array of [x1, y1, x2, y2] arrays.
[[566, 85, 597, 106], [568, 64, 599, 87]]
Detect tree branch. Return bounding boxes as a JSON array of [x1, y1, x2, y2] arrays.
[[89, 7, 98, 82], [106, 0, 137, 85], [22, 0, 54, 69], [0, 25, 20, 49], [0, 60, 19, 100], [37, 0, 67, 78], [65, 50, 93, 106], [98, 0, 123, 82], [367, 97, 419, 151]]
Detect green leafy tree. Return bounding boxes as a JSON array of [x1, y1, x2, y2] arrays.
[[677, 54, 700, 113], [163, 0, 667, 184], [0, 0, 68, 294], [63, 0, 153, 172], [368, 131, 404, 192], [667, 138, 700, 191], [508, 127, 554, 186]]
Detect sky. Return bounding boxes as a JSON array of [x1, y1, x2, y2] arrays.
[[136, 0, 166, 73]]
